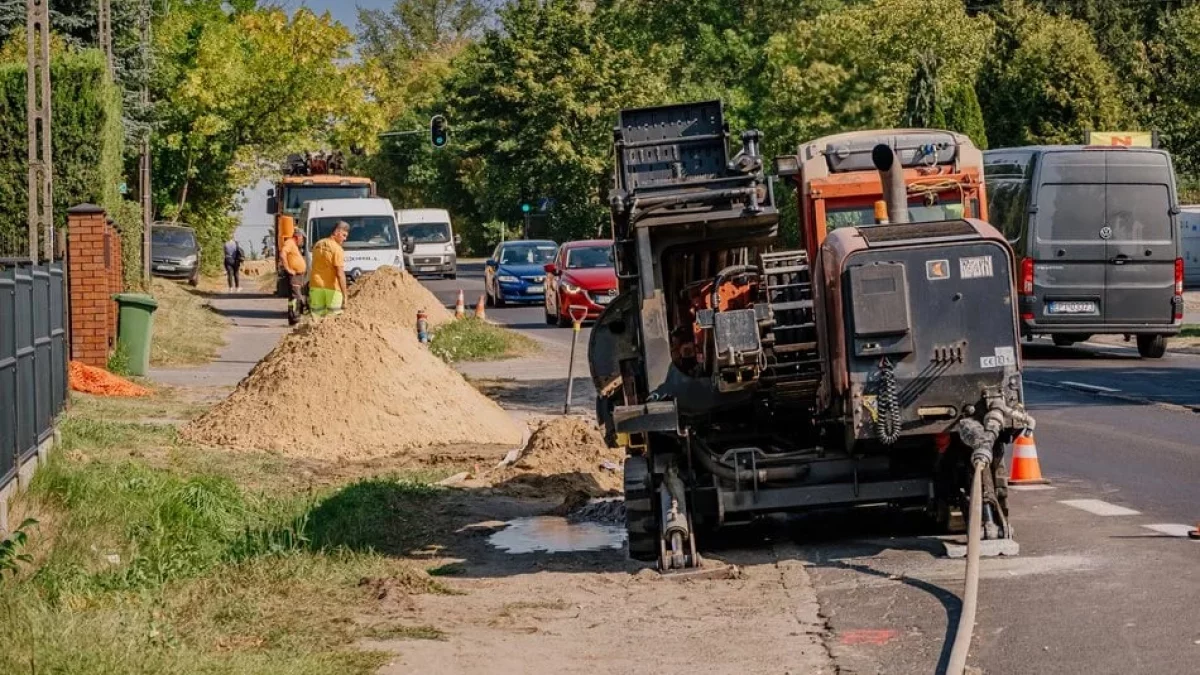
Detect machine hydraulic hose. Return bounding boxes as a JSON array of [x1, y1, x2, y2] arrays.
[[874, 358, 902, 445]]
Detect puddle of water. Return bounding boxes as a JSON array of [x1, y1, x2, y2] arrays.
[[488, 516, 627, 554]]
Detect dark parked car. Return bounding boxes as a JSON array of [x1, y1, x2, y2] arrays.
[[985, 146, 1184, 358], [150, 223, 201, 286]]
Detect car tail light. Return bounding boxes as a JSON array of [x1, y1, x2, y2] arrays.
[[1020, 257, 1034, 296], [1175, 257, 1185, 320]]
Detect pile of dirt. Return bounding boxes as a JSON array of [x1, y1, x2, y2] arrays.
[[182, 272, 522, 458], [483, 417, 624, 498], [345, 266, 453, 328]]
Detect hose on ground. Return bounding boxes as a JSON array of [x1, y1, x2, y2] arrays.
[[946, 460, 985, 675]]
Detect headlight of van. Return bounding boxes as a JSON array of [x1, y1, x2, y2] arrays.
[[181, 255, 197, 267]]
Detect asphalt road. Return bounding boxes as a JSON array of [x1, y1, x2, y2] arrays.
[[419, 262, 1200, 674]]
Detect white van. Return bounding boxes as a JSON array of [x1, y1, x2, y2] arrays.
[[299, 198, 405, 283], [396, 208, 459, 279]]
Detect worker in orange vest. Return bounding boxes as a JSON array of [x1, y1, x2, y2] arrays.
[[280, 230, 308, 325]]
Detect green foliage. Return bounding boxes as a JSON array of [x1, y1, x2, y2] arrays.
[[978, 0, 1127, 147], [943, 83, 989, 150], [428, 316, 537, 363], [1149, 4, 1200, 175], [0, 50, 125, 252], [106, 342, 131, 376], [903, 51, 947, 129], [0, 518, 37, 579]]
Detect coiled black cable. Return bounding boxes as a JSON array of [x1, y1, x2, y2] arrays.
[[875, 358, 902, 445]]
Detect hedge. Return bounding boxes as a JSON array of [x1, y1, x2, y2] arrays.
[[0, 49, 137, 279]]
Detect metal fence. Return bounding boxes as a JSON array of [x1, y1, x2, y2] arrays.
[[0, 262, 67, 490]]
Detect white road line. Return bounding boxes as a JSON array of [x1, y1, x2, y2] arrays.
[[1141, 524, 1198, 538], [1060, 381, 1121, 394], [1059, 499, 1141, 516], [1009, 484, 1056, 492]]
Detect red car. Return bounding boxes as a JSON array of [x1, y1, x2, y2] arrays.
[[543, 239, 618, 326]]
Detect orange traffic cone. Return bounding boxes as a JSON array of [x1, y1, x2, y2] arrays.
[[1009, 430, 1049, 485], [455, 289, 466, 319], [475, 294, 487, 320]]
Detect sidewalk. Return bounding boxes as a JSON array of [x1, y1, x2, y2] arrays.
[[148, 290, 289, 389], [454, 330, 596, 420]]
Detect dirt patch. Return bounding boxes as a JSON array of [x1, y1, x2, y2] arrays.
[[346, 266, 453, 328], [475, 417, 624, 499], [181, 270, 523, 459]]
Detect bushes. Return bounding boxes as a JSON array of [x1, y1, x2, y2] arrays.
[[0, 50, 128, 256]]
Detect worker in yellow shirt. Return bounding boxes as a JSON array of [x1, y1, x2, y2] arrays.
[[309, 221, 350, 317], [280, 230, 307, 325]]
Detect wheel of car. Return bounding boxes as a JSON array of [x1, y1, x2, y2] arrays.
[[555, 296, 571, 328], [1136, 334, 1167, 359], [1051, 334, 1075, 347], [447, 272, 457, 280]]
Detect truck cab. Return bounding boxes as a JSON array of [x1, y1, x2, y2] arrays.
[[298, 198, 405, 283], [396, 208, 460, 279]]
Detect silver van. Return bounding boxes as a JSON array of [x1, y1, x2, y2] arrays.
[[985, 146, 1184, 358]]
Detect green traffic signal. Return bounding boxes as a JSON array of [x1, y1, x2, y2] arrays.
[[430, 115, 448, 148], [521, 203, 531, 213]]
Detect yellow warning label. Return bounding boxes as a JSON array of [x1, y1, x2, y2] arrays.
[[862, 395, 880, 422]]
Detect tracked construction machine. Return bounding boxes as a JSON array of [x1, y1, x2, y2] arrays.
[[589, 101, 1035, 571]]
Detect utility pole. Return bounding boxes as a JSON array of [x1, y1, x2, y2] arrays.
[[98, 0, 114, 79], [26, 0, 53, 263], [139, 0, 152, 284]]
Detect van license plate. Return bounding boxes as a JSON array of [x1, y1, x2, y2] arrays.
[[1047, 301, 1097, 315], [156, 265, 175, 272], [419, 266, 437, 272]]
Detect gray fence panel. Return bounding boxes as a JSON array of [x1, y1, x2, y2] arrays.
[[0, 268, 15, 486], [0, 263, 68, 488]]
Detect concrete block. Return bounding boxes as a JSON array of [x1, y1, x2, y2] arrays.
[[942, 538, 1020, 558], [17, 454, 39, 491], [37, 434, 53, 464], [0, 481, 13, 534]]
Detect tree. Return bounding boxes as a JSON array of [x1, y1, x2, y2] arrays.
[[978, 0, 1126, 147], [358, 0, 486, 62], [902, 51, 946, 129], [942, 83, 988, 149], [1149, 4, 1200, 174], [761, 0, 993, 150]]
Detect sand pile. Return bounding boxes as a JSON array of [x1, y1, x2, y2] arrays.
[[344, 266, 453, 327], [182, 271, 522, 458], [484, 417, 624, 498]]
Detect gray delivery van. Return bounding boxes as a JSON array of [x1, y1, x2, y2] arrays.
[[985, 146, 1184, 358]]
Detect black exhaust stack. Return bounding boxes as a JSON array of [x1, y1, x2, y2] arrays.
[[871, 144, 909, 224]]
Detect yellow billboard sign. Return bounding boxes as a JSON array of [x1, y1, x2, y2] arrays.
[[1085, 131, 1157, 148]]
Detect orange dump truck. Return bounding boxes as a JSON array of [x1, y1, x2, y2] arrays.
[[266, 153, 376, 296]]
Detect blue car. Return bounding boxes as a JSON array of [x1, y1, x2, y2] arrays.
[[485, 239, 559, 306]]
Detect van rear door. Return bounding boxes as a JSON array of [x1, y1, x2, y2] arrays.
[[1030, 152, 1107, 327], [1102, 152, 1176, 325]]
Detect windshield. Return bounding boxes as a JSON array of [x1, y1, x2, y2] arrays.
[[401, 222, 451, 244], [500, 243, 557, 265], [283, 185, 371, 214], [151, 228, 196, 249], [825, 200, 966, 231], [311, 216, 398, 250], [566, 245, 613, 269]]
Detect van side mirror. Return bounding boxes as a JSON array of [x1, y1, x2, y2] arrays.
[[454, 233, 462, 246], [486, 258, 498, 268], [544, 263, 557, 275], [402, 236, 415, 254], [266, 196, 277, 215]]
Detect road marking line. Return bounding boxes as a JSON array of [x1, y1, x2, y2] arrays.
[[1141, 524, 1198, 538], [1060, 381, 1121, 393], [1010, 484, 1056, 492], [1059, 499, 1140, 516]]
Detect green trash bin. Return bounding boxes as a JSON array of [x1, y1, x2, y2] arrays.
[[113, 293, 159, 376]]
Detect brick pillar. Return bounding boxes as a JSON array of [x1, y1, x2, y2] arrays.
[[67, 204, 111, 368]]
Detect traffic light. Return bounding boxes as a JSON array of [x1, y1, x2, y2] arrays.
[[521, 202, 532, 214], [430, 115, 448, 148]]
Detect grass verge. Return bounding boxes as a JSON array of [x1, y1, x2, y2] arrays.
[[0, 398, 458, 674], [1180, 324, 1199, 338], [429, 317, 538, 363], [149, 278, 228, 367]]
